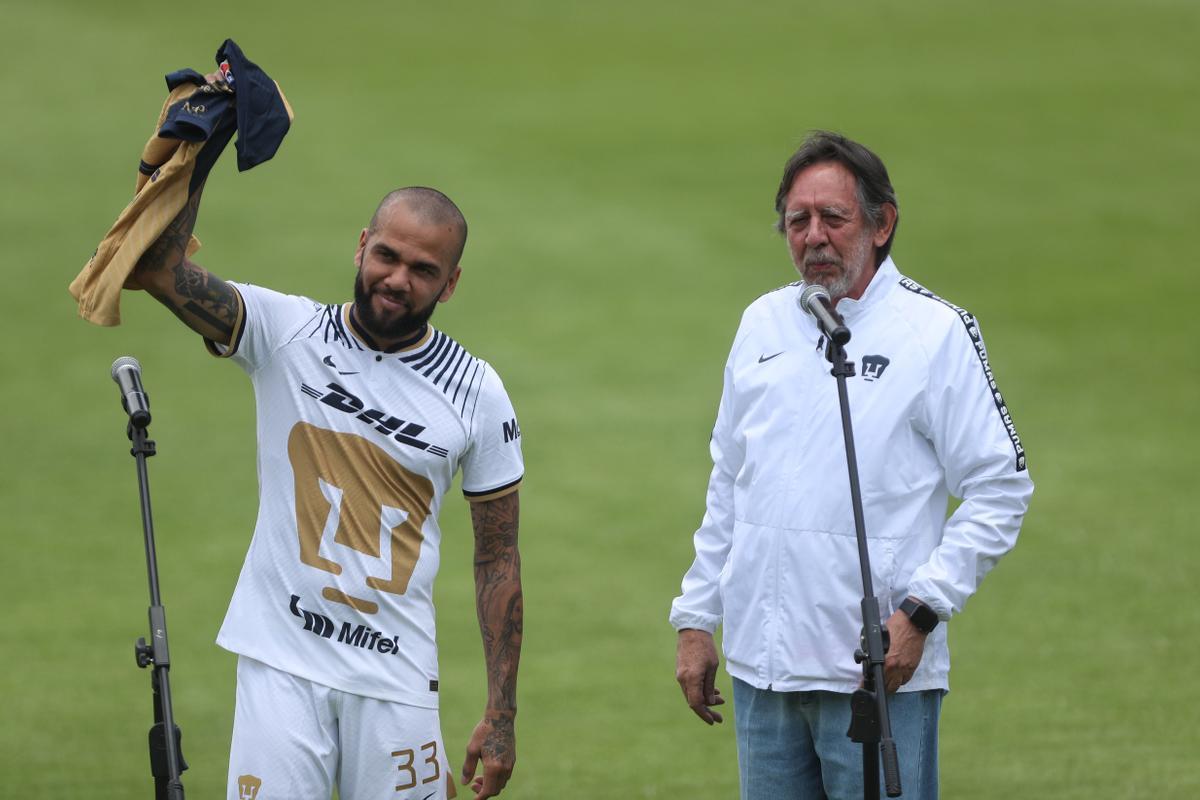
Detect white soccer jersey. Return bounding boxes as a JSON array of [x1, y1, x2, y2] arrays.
[[209, 283, 523, 707]]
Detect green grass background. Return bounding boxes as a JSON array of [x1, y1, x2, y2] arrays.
[[2, 0, 1197, 797]]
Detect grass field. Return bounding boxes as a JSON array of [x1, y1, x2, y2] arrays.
[[2, 1, 1198, 797]]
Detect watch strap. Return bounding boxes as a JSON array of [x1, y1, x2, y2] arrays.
[[899, 597, 939, 633]]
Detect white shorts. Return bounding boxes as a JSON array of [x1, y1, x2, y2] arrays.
[[228, 656, 456, 800]]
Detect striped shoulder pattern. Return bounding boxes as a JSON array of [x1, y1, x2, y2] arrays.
[[759, 280, 803, 302], [287, 304, 366, 351], [897, 277, 1027, 472], [398, 329, 486, 420]]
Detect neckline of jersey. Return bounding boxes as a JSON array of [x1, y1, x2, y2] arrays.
[[341, 303, 434, 354]]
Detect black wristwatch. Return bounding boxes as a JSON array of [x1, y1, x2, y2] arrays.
[[899, 597, 939, 634]]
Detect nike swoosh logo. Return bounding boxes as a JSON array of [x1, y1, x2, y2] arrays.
[[758, 352, 784, 363], [322, 355, 359, 375], [421, 793, 437, 800]]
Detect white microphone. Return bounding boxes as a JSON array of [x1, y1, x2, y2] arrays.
[[799, 284, 851, 345], [111, 356, 152, 428]]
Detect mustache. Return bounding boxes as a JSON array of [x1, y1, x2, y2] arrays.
[[804, 251, 840, 267], [372, 287, 410, 304]]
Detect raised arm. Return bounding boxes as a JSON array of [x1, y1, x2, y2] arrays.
[[131, 185, 242, 346], [460, 490, 521, 799]]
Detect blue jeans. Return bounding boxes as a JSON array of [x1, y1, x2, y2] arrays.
[[732, 678, 943, 800]]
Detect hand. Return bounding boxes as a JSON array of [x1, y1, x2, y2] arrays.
[[883, 609, 928, 693], [675, 628, 725, 724], [461, 711, 515, 799], [202, 70, 233, 93]]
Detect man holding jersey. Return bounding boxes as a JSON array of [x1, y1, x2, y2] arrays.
[[127, 161, 524, 797], [671, 131, 1033, 798]]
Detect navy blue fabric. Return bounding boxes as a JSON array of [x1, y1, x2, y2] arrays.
[[160, 80, 237, 144], [187, 118, 239, 195], [215, 39, 291, 171], [150, 39, 290, 193], [165, 69, 206, 91]]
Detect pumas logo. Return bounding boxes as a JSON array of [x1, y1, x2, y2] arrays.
[[861, 355, 890, 381], [237, 774, 262, 800]]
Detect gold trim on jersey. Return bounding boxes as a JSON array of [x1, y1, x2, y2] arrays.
[[462, 479, 522, 504], [341, 303, 433, 353], [204, 284, 247, 358]]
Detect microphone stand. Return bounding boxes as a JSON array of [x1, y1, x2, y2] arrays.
[[822, 335, 902, 799], [124, 414, 188, 799]]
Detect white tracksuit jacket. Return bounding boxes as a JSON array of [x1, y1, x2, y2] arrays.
[[669, 258, 1033, 693]]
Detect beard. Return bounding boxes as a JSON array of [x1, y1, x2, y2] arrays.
[[352, 269, 442, 342], [803, 251, 860, 300], [800, 234, 873, 301]]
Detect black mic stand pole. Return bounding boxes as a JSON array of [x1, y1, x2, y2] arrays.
[[823, 336, 903, 799], [124, 413, 187, 799]]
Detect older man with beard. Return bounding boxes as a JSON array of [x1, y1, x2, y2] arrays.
[[128, 183, 524, 800], [670, 131, 1032, 799]]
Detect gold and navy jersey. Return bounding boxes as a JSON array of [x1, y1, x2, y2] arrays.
[[71, 40, 292, 327], [210, 283, 523, 707]]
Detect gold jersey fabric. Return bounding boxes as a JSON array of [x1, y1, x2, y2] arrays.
[[70, 44, 292, 326]]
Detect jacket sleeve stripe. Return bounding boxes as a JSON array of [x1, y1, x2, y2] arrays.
[[897, 277, 1027, 472]]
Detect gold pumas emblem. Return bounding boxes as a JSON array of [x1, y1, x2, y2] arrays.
[[237, 774, 262, 800]]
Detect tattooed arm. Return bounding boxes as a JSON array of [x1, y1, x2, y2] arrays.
[[132, 186, 242, 346], [461, 490, 522, 800]]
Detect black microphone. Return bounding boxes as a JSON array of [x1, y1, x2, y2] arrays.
[[799, 284, 851, 346], [111, 356, 152, 428]]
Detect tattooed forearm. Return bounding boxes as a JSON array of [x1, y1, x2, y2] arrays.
[[471, 491, 522, 713], [173, 261, 238, 337], [133, 187, 240, 344], [135, 190, 202, 279]]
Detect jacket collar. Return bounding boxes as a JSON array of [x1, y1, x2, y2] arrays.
[[834, 256, 898, 322]]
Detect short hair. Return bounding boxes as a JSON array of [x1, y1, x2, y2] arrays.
[[774, 131, 899, 266], [369, 186, 468, 265]]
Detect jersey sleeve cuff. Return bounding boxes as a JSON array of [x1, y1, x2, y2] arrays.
[[203, 284, 246, 358], [463, 476, 522, 503]]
